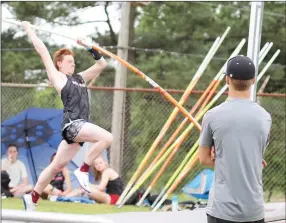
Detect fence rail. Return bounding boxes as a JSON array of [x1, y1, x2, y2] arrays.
[[2, 82, 286, 97], [1, 83, 285, 202]]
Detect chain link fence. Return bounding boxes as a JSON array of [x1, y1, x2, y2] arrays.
[[1, 84, 285, 202]]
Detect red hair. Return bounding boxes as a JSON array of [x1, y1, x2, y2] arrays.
[[53, 48, 74, 70]]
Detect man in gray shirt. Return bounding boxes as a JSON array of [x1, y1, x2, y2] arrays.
[[1, 144, 33, 197], [199, 55, 272, 223]]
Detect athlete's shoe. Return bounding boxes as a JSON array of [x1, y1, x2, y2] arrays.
[[74, 168, 91, 193], [22, 194, 36, 211]]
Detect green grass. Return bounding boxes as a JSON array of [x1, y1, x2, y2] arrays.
[[2, 198, 150, 215], [2, 191, 284, 215]]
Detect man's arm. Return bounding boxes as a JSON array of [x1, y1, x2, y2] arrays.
[[199, 146, 215, 168], [262, 116, 272, 169], [18, 161, 29, 187], [80, 58, 107, 83], [76, 40, 107, 83], [22, 21, 66, 92], [10, 176, 29, 193], [198, 112, 214, 167], [1, 158, 11, 171], [21, 176, 29, 185], [87, 76, 99, 88]]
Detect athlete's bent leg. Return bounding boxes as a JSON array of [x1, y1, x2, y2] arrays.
[[74, 122, 113, 165], [73, 123, 112, 192]]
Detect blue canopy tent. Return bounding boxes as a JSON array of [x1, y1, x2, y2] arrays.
[[1, 108, 81, 189]]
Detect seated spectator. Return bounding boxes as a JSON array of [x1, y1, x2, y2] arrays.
[[67, 156, 123, 205], [41, 153, 72, 199], [1, 144, 33, 197]]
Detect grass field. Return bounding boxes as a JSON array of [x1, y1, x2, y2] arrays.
[[2, 197, 150, 215], [2, 191, 284, 215], [1, 193, 196, 215]]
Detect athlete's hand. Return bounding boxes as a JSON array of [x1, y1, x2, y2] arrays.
[[76, 38, 89, 48], [22, 21, 33, 33]]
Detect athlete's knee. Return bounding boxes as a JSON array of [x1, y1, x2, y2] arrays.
[[50, 162, 67, 174], [104, 132, 113, 146]]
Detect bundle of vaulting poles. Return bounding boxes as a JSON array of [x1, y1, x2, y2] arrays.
[[113, 28, 281, 210], [4, 20, 281, 211]]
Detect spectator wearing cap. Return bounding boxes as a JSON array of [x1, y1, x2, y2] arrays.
[[1, 144, 33, 197], [198, 56, 272, 223]]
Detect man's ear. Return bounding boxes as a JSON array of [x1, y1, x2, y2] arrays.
[[252, 78, 256, 85], [226, 75, 230, 85], [57, 61, 62, 69]]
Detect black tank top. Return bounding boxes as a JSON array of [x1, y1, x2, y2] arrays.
[[106, 177, 123, 195], [50, 171, 65, 191], [61, 74, 90, 129]]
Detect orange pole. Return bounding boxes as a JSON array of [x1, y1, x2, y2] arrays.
[[91, 45, 202, 131], [198, 79, 223, 113], [135, 78, 217, 184]]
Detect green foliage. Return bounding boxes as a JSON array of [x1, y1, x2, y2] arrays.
[[1, 29, 44, 83], [34, 88, 63, 109], [260, 97, 285, 199], [132, 2, 285, 91], [1, 87, 37, 121]]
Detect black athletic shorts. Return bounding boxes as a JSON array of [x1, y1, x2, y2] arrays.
[[207, 214, 265, 223], [62, 119, 87, 146]]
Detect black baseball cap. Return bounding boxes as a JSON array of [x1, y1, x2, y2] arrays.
[[225, 55, 255, 80]]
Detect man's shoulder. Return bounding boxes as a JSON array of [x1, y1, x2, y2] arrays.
[[1, 158, 8, 167], [15, 159, 26, 166], [254, 103, 271, 119], [204, 102, 227, 118]]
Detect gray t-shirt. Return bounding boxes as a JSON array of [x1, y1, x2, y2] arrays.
[[1, 158, 28, 187], [199, 98, 272, 222]]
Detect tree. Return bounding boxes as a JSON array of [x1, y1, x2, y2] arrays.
[[1, 2, 120, 84], [131, 2, 285, 91]]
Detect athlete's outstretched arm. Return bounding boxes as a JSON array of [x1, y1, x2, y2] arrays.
[[77, 39, 107, 83], [22, 21, 65, 92]]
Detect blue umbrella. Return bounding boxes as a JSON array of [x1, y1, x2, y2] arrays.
[[1, 108, 63, 184]]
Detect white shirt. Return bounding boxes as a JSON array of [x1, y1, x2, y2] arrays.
[[1, 158, 28, 187]]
